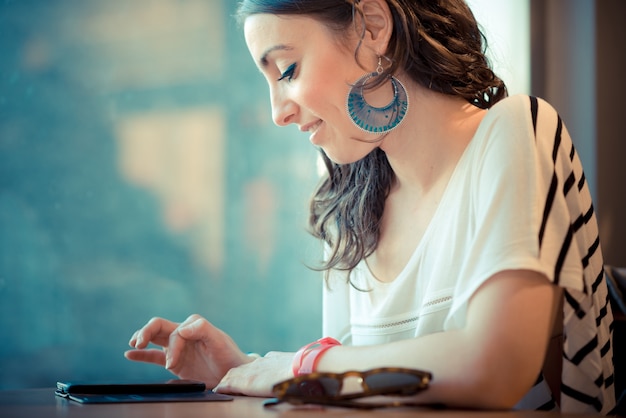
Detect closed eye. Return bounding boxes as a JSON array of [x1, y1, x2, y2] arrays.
[[277, 63, 297, 82]]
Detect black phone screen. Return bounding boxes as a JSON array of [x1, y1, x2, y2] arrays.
[[56, 379, 206, 395]]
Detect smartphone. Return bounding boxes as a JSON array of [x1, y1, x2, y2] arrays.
[[54, 379, 233, 404], [56, 379, 206, 395]]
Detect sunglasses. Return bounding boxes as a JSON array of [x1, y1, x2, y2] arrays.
[[264, 367, 432, 409]]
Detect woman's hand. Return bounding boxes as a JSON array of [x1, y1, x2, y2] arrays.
[[124, 314, 251, 388], [214, 351, 294, 397]]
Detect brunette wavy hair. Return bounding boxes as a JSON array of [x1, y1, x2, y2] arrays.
[[237, 0, 507, 282]]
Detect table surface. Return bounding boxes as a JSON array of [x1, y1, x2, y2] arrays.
[[0, 388, 613, 418]]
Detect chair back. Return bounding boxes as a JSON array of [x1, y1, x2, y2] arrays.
[[605, 265, 626, 414]]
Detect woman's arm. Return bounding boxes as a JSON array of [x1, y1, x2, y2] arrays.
[[317, 269, 560, 409]]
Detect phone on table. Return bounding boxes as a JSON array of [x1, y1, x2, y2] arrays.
[[55, 379, 233, 404]]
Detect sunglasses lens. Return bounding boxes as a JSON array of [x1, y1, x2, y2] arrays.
[[364, 372, 424, 392], [284, 377, 341, 397]]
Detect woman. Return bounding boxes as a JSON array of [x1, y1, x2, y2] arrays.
[[125, 0, 615, 412]]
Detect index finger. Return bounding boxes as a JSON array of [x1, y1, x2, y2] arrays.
[[129, 317, 179, 349]]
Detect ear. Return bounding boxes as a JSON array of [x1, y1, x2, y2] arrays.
[[358, 0, 393, 55]]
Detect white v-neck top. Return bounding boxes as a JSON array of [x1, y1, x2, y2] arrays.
[[322, 95, 615, 414]]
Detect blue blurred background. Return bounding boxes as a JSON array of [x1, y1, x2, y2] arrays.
[[0, 0, 323, 388]]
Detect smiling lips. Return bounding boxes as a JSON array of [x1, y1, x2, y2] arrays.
[[300, 120, 322, 133], [301, 120, 323, 143]]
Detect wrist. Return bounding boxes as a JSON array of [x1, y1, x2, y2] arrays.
[[292, 337, 341, 376]]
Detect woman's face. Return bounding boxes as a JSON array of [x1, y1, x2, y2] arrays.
[[244, 13, 383, 164]]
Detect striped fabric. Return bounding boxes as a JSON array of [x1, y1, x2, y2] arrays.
[[528, 96, 615, 414]]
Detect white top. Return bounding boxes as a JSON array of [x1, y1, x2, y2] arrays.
[[322, 95, 615, 414]]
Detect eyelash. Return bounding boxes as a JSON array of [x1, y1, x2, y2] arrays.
[[277, 63, 297, 82]]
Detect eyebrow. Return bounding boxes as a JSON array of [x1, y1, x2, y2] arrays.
[[259, 44, 294, 67]]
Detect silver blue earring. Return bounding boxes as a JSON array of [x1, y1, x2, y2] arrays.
[[346, 56, 409, 134]]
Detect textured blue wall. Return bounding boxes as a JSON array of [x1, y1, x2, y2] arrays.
[[0, 0, 322, 389]]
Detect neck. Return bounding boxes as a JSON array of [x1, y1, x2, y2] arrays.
[[379, 82, 486, 195]]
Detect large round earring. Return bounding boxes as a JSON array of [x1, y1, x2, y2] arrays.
[[346, 56, 409, 134]]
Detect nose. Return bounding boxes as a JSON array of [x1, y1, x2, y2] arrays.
[[270, 87, 297, 127]]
